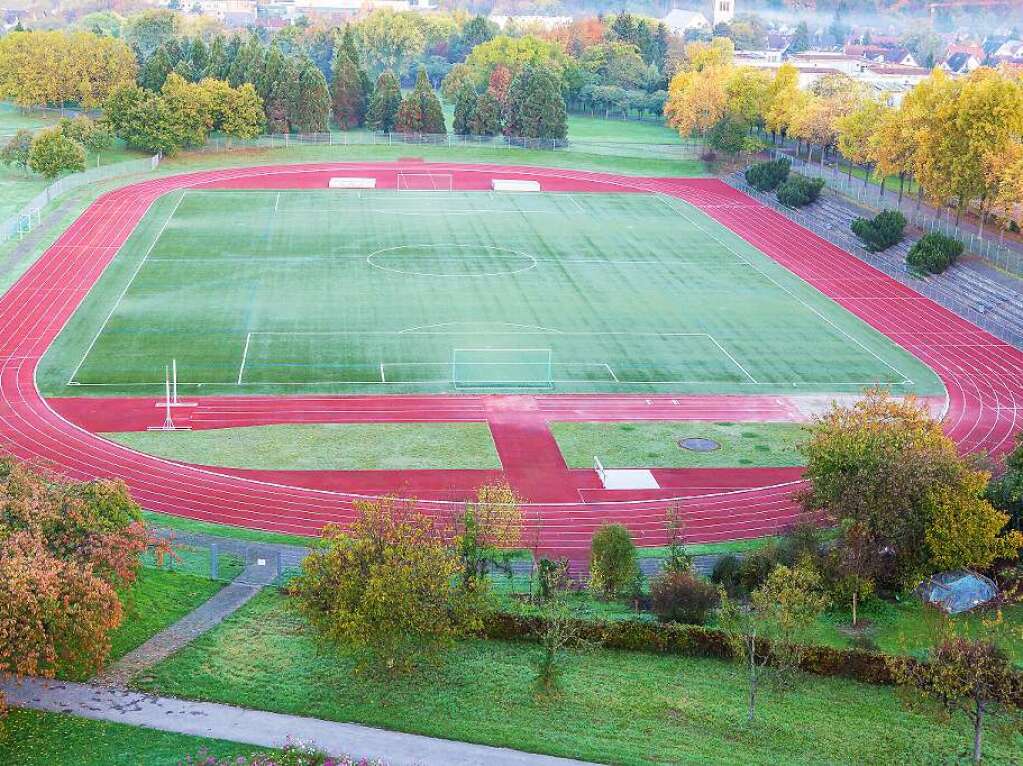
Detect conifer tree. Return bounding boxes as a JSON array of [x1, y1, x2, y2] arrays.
[[294, 58, 330, 133], [366, 70, 401, 132], [452, 83, 477, 135], [469, 90, 502, 136], [503, 65, 566, 140], [331, 43, 367, 130]]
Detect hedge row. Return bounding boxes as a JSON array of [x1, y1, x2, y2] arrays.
[[483, 611, 1023, 703]]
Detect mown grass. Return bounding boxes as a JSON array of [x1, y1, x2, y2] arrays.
[[143, 510, 318, 547], [552, 421, 808, 469], [137, 589, 1022, 765], [106, 422, 502, 470], [0, 709, 271, 766]]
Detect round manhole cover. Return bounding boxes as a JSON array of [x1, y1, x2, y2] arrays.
[[678, 437, 721, 452]]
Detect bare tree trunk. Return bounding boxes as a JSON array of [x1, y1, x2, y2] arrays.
[[898, 173, 906, 206], [852, 591, 858, 628], [972, 700, 984, 765], [747, 647, 758, 725]]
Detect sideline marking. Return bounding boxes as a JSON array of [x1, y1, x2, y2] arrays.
[[67, 190, 186, 386]]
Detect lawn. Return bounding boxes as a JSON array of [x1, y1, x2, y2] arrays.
[[143, 510, 318, 547], [137, 590, 1021, 765], [37, 188, 941, 399], [0, 103, 147, 219], [106, 422, 501, 470], [106, 566, 227, 663], [565, 113, 684, 144], [552, 421, 808, 468], [0, 709, 271, 766]]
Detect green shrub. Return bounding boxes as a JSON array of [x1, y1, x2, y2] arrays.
[[851, 209, 907, 252], [738, 546, 781, 594], [650, 570, 720, 625], [745, 158, 791, 192], [710, 554, 743, 596], [776, 174, 825, 207], [906, 232, 964, 274], [589, 524, 639, 600], [483, 610, 1023, 701]]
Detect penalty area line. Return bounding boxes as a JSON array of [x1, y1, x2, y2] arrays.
[[237, 332, 252, 385]]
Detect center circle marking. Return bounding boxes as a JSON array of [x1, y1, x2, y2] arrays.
[[366, 244, 538, 277]]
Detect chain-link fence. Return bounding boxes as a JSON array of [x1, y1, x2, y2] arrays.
[[0, 154, 160, 247], [772, 149, 1023, 277], [147, 530, 308, 586], [726, 173, 1023, 348], [196, 130, 705, 161]]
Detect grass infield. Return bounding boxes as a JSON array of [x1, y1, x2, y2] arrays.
[[105, 422, 501, 471], [552, 420, 807, 468], [40, 189, 941, 399]]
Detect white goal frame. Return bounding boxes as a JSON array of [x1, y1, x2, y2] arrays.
[[396, 172, 454, 192]]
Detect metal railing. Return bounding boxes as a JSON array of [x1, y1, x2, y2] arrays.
[[727, 173, 1023, 349], [773, 149, 1023, 277], [0, 154, 160, 247]]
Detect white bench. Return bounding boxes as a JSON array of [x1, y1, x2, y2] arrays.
[[328, 177, 377, 189], [491, 179, 541, 192]]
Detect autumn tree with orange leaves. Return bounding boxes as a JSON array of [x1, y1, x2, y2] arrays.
[[0, 456, 163, 719]]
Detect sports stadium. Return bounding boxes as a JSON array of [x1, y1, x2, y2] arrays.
[[2, 159, 1020, 559]]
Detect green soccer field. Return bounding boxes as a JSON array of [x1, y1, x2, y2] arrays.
[[39, 188, 943, 397]]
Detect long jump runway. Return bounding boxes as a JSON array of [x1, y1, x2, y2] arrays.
[[1, 162, 1021, 554]]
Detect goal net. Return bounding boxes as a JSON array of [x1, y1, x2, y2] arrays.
[[452, 348, 553, 389], [397, 172, 454, 192]]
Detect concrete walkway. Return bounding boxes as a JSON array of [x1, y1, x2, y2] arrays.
[[3, 677, 597, 766], [96, 558, 278, 687]]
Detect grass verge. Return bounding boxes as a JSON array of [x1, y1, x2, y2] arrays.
[[143, 510, 318, 547], [106, 423, 502, 471], [552, 421, 807, 468], [136, 589, 1021, 765], [0, 709, 269, 766]]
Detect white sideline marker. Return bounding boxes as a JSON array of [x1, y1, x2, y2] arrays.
[[492, 179, 541, 192], [328, 177, 377, 189], [148, 365, 192, 431], [154, 359, 197, 408]]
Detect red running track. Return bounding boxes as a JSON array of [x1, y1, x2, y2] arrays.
[[1, 162, 1022, 555]]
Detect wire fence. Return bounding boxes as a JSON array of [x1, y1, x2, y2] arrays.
[[773, 149, 1023, 277], [197, 130, 705, 161], [0, 154, 160, 247], [727, 173, 1023, 348]]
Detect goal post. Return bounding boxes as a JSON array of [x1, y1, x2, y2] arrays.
[[451, 348, 553, 389], [397, 172, 454, 191]]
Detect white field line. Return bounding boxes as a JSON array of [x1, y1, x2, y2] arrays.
[[274, 192, 280, 212], [379, 362, 386, 383], [237, 332, 252, 384], [66, 190, 186, 386], [568, 195, 586, 214], [706, 334, 758, 384], [603, 363, 620, 382], [655, 193, 914, 385]]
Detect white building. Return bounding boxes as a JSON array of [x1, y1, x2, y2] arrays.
[[661, 8, 710, 36], [712, 0, 733, 27]]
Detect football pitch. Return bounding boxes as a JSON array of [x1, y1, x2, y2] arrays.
[[38, 188, 943, 397]]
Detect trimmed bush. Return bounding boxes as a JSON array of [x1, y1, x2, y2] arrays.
[[776, 174, 825, 207], [589, 523, 640, 600], [745, 158, 790, 192], [650, 570, 720, 625], [482, 610, 1023, 702], [906, 232, 964, 275], [851, 210, 907, 252]]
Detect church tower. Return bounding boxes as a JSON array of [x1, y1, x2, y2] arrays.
[[713, 0, 734, 26]]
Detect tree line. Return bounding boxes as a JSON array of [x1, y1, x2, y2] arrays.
[[665, 37, 1023, 234]]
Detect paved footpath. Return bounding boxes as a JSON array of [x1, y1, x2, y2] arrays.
[[2, 677, 597, 766], [96, 557, 279, 687]]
